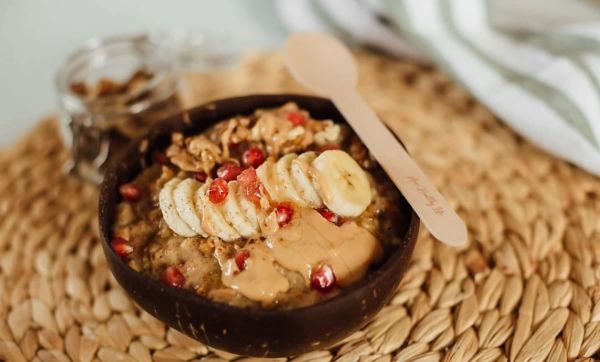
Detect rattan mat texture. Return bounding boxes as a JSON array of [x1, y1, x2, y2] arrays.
[[1, 52, 600, 362]]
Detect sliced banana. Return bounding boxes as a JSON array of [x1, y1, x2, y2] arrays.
[[275, 154, 307, 206], [311, 150, 372, 217], [159, 178, 197, 237], [221, 181, 258, 238], [236, 183, 260, 230], [159, 148, 371, 238], [291, 151, 322, 208], [172, 178, 207, 237], [256, 159, 284, 202], [195, 182, 241, 242]]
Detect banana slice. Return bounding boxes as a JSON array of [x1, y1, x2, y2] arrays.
[[275, 154, 307, 206], [173, 178, 207, 237], [196, 182, 241, 242], [159, 178, 197, 237], [236, 183, 260, 230], [291, 151, 322, 208], [221, 181, 258, 238], [256, 159, 284, 202], [311, 150, 372, 217]]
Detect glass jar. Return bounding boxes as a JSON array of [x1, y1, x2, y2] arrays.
[[56, 34, 181, 183]]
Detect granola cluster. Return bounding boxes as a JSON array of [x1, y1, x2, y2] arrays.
[[165, 103, 341, 174]]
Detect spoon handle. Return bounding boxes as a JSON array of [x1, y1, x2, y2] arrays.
[[332, 90, 467, 246]]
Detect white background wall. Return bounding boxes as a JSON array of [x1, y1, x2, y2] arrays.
[[0, 0, 286, 145]]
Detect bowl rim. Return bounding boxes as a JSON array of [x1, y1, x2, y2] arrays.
[[99, 93, 420, 318]]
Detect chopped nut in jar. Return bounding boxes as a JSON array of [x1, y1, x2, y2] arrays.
[[59, 42, 180, 184]]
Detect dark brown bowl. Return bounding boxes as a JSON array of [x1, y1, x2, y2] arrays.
[[99, 94, 419, 357]]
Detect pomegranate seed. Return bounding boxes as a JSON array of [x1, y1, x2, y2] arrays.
[[208, 178, 228, 204], [111, 237, 133, 258], [151, 150, 168, 165], [194, 171, 208, 183], [217, 163, 242, 181], [287, 111, 306, 126], [245, 184, 262, 204], [237, 167, 262, 204], [237, 166, 257, 184], [275, 203, 294, 227], [164, 266, 185, 288], [318, 208, 340, 225], [242, 147, 265, 168], [235, 250, 250, 271], [311, 264, 337, 293], [119, 183, 142, 202], [319, 144, 339, 153]]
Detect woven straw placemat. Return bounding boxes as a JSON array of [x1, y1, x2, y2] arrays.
[[1, 51, 600, 362]]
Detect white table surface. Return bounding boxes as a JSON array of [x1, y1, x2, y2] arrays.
[[0, 0, 287, 146]]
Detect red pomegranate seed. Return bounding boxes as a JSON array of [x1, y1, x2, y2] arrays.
[[311, 264, 337, 293], [237, 167, 262, 204], [275, 203, 294, 227], [119, 183, 142, 202], [237, 167, 258, 185], [151, 150, 168, 165], [318, 208, 340, 225], [235, 250, 250, 271], [319, 144, 339, 153], [111, 237, 133, 258], [217, 163, 243, 182], [242, 147, 265, 168], [208, 178, 228, 204], [287, 111, 306, 126], [244, 183, 262, 204], [194, 171, 208, 183], [164, 266, 185, 288]]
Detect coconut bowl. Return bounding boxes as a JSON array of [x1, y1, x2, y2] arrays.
[[98, 94, 419, 357]]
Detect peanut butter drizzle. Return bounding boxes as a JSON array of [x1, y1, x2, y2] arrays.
[[217, 208, 382, 304], [220, 243, 290, 303], [267, 208, 382, 287]]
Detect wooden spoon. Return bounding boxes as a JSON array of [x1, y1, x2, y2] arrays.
[[284, 32, 467, 246]]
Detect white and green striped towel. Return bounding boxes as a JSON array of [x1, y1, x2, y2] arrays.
[[275, 0, 600, 176]]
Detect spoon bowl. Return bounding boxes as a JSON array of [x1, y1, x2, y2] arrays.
[[285, 32, 358, 95]]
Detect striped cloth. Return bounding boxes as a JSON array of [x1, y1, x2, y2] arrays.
[[275, 0, 600, 176]]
